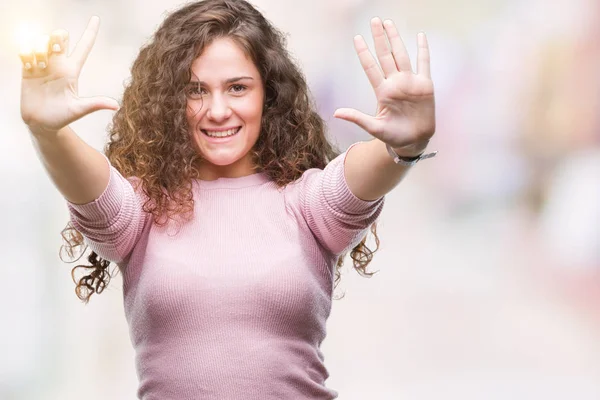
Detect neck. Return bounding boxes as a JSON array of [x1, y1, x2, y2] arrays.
[[196, 159, 260, 181]]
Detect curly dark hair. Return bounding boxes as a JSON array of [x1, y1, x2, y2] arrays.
[[61, 0, 381, 303]]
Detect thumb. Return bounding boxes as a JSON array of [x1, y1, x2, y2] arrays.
[[333, 108, 380, 137], [74, 96, 120, 118]]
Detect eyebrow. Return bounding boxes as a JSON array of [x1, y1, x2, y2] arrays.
[[190, 76, 255, 85]]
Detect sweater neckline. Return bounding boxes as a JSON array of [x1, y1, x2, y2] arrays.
[[194, 172, 271, 189]]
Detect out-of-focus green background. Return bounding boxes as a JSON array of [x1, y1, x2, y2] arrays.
[[1, 0, 599, 399]]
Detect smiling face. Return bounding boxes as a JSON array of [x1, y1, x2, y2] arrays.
[[186, 37, 264, 180]]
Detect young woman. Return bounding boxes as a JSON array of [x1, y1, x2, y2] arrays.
[[19, 0, 436, 398]]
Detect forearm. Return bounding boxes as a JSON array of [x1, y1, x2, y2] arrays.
[[30, 125, 110, 205], [344, 138, 426, 201]]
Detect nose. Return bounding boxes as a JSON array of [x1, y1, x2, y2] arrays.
[[206, 94, 232, 122]]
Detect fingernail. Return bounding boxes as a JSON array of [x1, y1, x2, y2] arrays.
[[38, 61, 46, 69], [25, 62, 32, 70], [52, 43, 61, 52]]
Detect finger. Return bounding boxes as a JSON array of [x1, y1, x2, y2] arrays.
[[71, 16, 101, 69], [74, 96, 120, 118], [19, 49, 34, 72], [417, 32, 431, 78], [33, 35, 50, 70], [370, 17, 397, 77], [353, 35, 384, 89], [50, 29, 69, 56], [383, 20, 412, 73], [334, 108, 382, 137]]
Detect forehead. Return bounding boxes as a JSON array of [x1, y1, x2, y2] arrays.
[[190, 37, 260, 82]]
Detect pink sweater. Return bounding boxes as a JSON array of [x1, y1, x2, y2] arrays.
[[67, 142, 385, 400]]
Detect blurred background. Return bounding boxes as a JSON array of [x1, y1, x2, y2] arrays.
[[1, 0, 599, 399]]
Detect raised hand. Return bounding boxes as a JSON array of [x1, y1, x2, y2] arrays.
[[19, 16, 119, 136], [334, 17, 436, 156]]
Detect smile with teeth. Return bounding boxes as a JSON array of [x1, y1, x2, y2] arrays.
[[201, 127, 241, 138]]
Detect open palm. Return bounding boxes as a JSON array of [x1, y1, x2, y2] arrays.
[[334, 18, 436, 151], [20, 16, 118, 134]]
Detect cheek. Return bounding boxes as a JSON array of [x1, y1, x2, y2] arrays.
[[244, 106, 263, 124], [186, 101, 204, 123], [239, 97, 264, 123]]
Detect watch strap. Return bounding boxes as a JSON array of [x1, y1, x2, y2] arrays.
[[386, 143, 438, 166]]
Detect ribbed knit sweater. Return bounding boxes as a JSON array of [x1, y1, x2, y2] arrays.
[[66, 142, 385, 400]]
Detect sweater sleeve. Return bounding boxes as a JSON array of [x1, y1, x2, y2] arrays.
[[284, 141, 385, 256], [66, 154, 150, 265]]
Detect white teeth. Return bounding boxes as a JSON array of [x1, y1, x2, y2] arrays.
[[204, 128, 239, 137]]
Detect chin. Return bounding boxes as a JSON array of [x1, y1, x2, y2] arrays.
[[203, 156, 241, 166]]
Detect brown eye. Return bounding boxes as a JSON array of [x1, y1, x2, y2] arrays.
[[230, 84, 246, 94], [185, 83, 204, 100]]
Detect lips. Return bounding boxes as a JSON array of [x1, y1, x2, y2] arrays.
[[200, 126, 241, 137], [198, 126, 242, 143]]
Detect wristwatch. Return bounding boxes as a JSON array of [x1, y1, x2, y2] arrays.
[[386, 143, 438, 166]]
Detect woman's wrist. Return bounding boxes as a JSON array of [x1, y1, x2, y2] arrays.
[[391, 139, 430, 158], [27, 124, 61, 141]]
